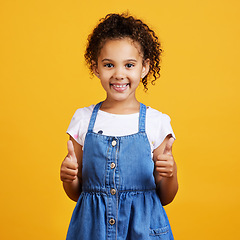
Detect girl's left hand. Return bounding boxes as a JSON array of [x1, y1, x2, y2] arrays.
[[154, 137, 176, 178]]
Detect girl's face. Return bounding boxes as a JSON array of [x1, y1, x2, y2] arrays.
[[93, 38, 149, 104]]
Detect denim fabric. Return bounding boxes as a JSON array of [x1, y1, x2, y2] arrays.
[[66, 102, 174, 240]]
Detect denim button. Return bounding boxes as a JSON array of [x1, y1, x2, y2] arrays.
[[110, 162, 116, 169], [110, 188, 116, 195], [112, 140, 117, 147], [109, 218, 115, 225]]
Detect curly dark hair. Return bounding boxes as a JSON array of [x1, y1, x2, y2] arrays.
[[84, 13, 162, 91]]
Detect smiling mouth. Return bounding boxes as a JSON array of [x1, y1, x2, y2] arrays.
[[110, 83, 129, 92]]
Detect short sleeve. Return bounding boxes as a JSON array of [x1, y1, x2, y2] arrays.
[[66, 109, 83, 146], [154, 114, 176, 149]]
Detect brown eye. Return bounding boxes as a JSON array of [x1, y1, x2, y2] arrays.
[[126, 63, 134, 68], [104, 63, 114, 68]]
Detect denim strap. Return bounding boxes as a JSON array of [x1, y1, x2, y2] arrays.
[[87, 101, 103, 132], [138, 103, 146, 133]]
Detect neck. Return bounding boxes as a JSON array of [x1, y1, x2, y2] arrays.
[[100, 98, 140, 114]]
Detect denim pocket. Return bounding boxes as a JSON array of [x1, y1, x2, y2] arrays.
[[149, 225, 170, 239]]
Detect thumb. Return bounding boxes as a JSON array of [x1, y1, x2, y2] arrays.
[[67, 140, 77, 162], [163, 137, 175, 155]]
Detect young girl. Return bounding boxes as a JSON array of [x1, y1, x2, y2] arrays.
[[60, 13, 178, 240]]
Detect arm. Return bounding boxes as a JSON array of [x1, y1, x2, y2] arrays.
[[60, 136, 83, 202], [153, 134, 178, 206]]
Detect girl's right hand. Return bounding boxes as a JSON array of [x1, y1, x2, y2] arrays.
[[60, 140, 79, 183]]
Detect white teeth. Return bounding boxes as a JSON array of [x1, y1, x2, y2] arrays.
[[112, 84, 128, 88]]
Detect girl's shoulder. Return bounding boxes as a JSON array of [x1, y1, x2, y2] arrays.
[[72, 104, 95, 119], [146, 106, 171, 122], [67, 104, 96, 146], [146, 106, 175, 149]]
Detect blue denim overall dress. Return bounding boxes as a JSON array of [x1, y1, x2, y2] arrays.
[[66, 102, 174, 240]]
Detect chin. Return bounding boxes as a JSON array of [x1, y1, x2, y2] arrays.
[[108, 94, 129, 102]]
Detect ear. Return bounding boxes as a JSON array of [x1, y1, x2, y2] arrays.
[[141, 59, 150, 79], [92, 61, 100, 78]]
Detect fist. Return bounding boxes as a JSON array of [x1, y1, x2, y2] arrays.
[[154, 137, 176, 178], [60, 140, 79, 183]]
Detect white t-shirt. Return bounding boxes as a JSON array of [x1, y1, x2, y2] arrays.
[[67, 104, 175, 154]]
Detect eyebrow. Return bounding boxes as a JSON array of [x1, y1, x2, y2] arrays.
[[101, 58, 137, 62], [102, 59, 112, 62]]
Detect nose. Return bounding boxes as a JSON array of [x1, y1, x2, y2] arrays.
[[113, 67, 125, 80]]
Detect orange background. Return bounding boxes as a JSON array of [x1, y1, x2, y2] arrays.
[[0, 0, 239, 239]]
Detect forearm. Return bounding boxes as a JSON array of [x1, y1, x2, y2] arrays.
[[155, 167, 178, 206], [63, 177, 82, 202]]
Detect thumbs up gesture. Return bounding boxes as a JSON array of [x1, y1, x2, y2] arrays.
[[60, 140, 79, 183], [154, 137, 176, 178]]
